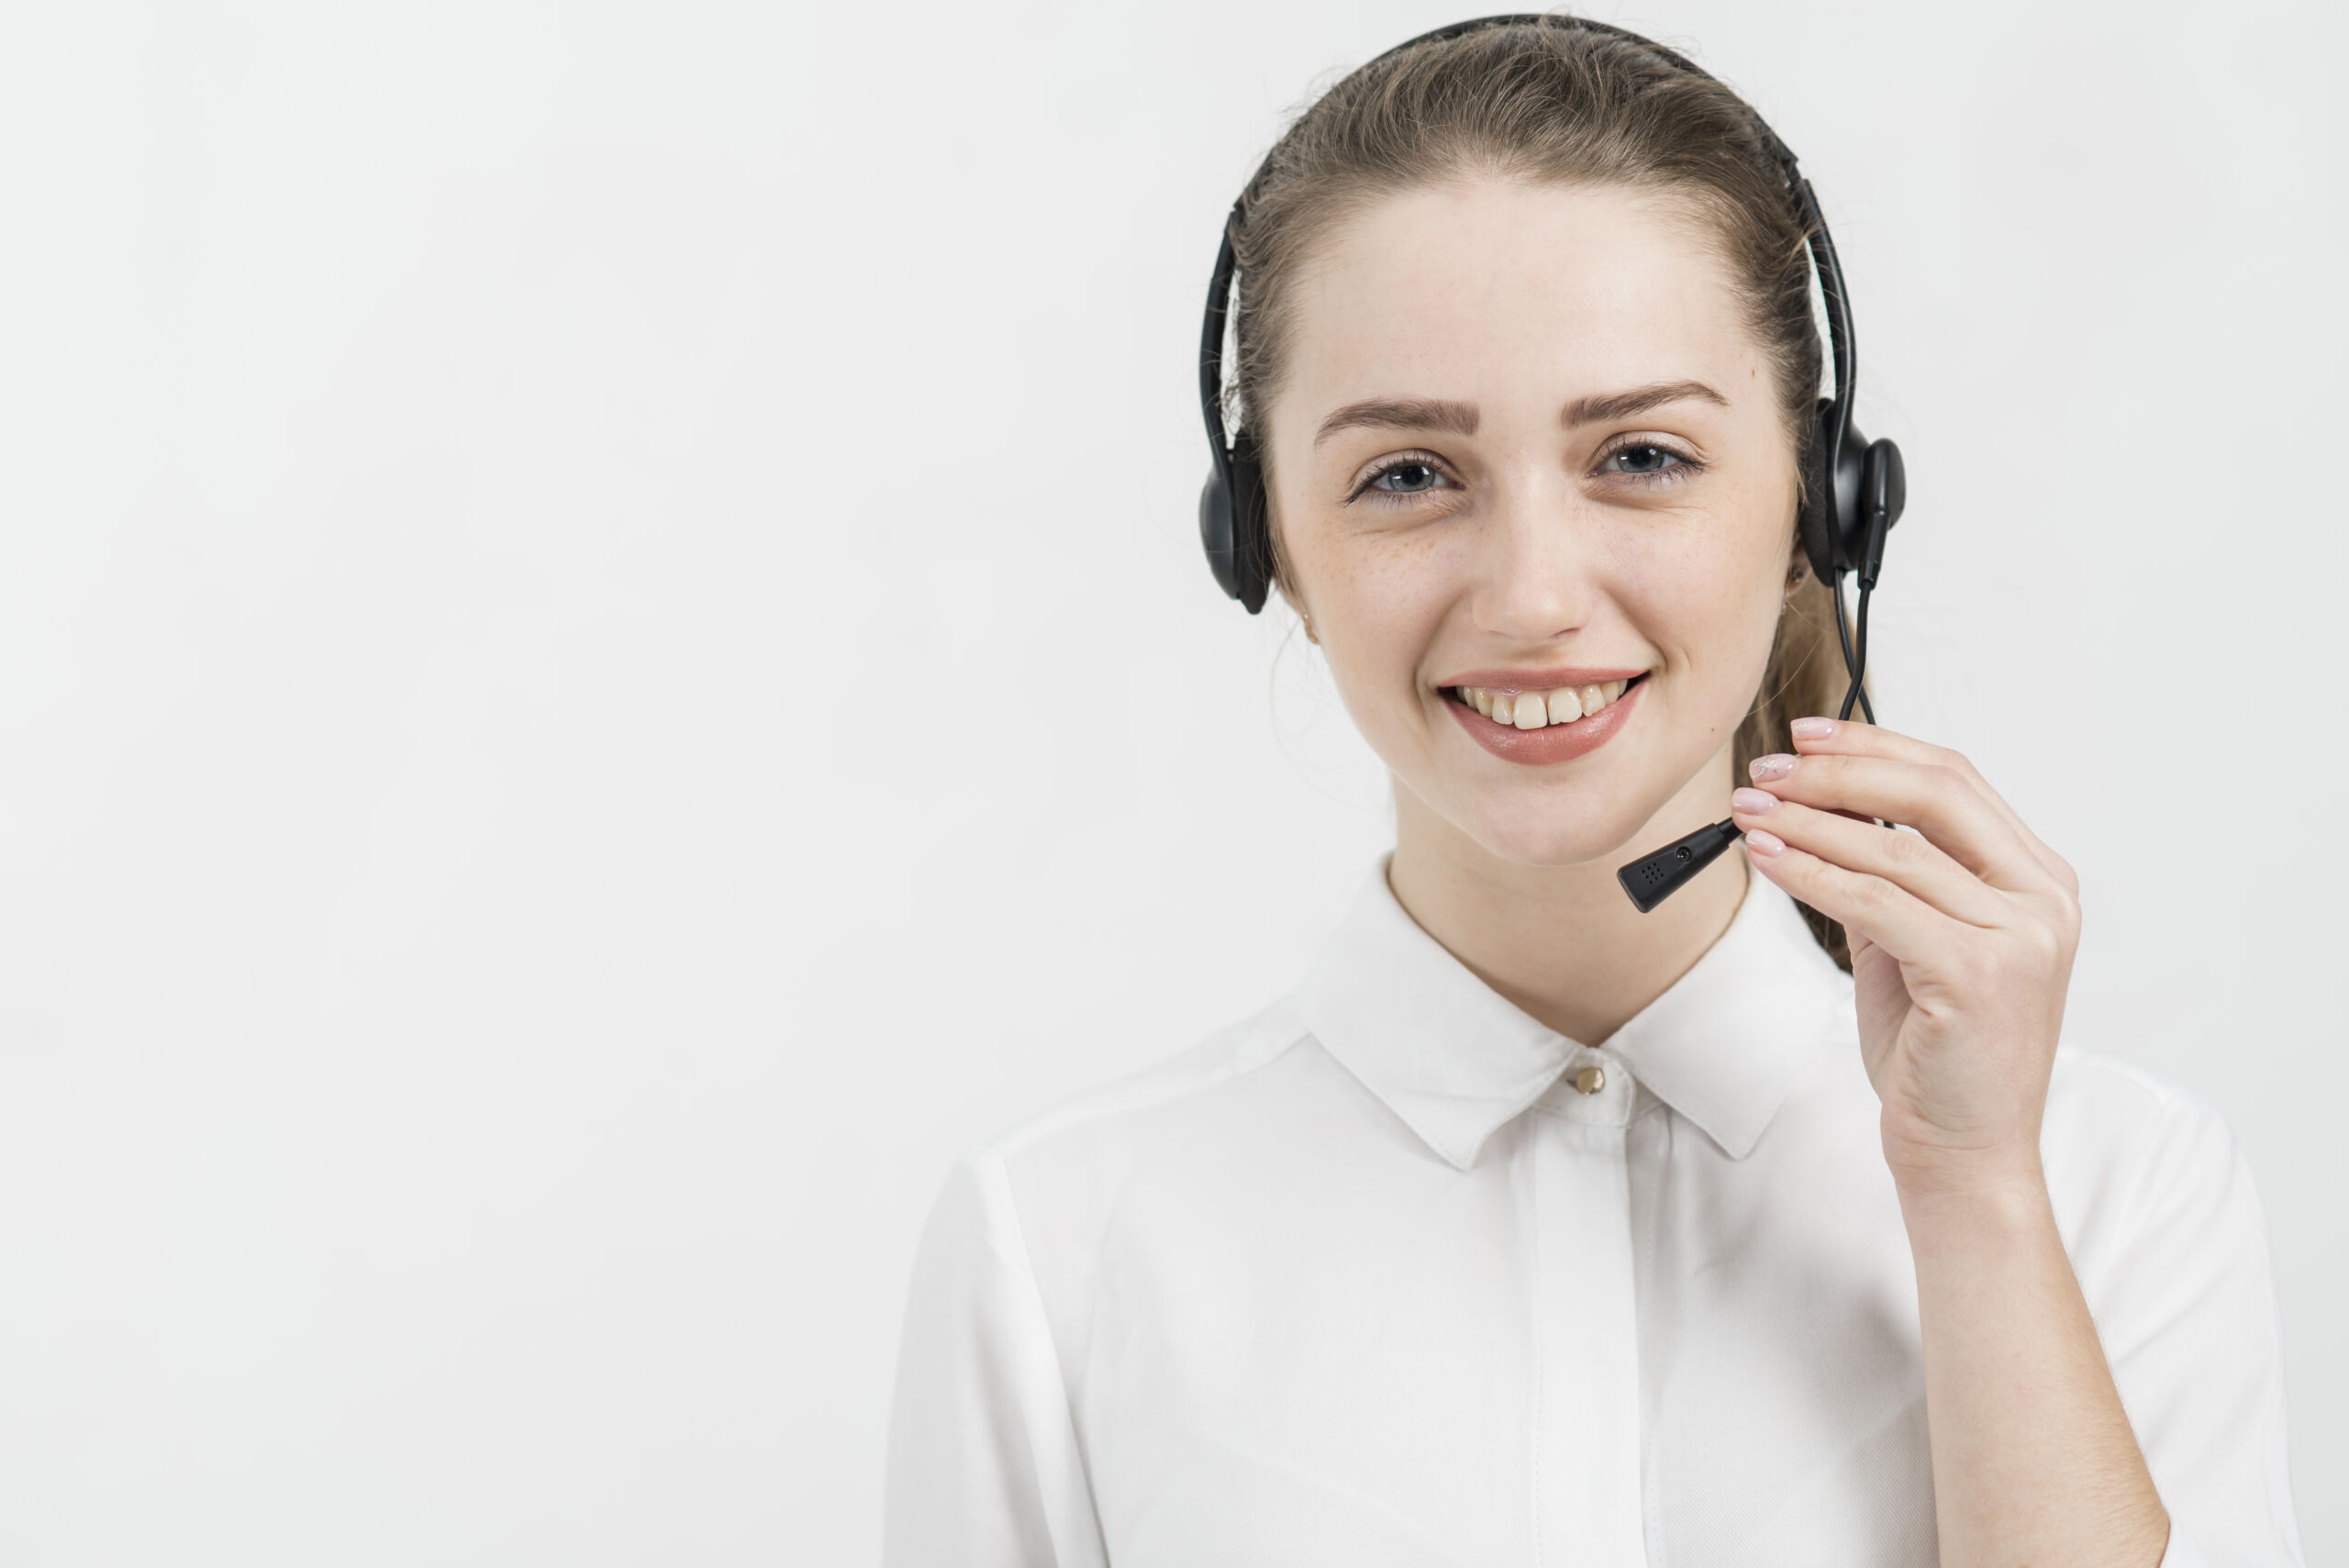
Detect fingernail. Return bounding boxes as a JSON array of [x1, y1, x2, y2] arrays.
[[1731, 787, 1778, 816], [1744, 828, 1787, 857], [1789, 717, 1836, 740], [1748, 753, 1798, 781]]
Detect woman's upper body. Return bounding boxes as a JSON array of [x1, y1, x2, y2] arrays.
[[885, 17, 2302, 1566], [882, 862, 2302, 1567]]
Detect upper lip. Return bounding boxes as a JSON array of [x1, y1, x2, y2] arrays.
[[1437, 667, 1648, 693]]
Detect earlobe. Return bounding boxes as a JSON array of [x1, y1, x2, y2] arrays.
[[1272, 578, 1318, 643]]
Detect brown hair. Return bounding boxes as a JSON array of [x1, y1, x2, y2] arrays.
[[1227, 16, 1854, 968]]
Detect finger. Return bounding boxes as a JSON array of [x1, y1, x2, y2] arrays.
[[1745, 750, 2049, 895], [1740, 834, 1951, 968], [1781, 717, 2076, 892], [1731, 790, 2010, 929]]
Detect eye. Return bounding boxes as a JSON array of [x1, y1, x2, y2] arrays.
[[1598, 442, 1693, 478], [1346, 452, 1459, 505], [1370, 461, 1444, 495]]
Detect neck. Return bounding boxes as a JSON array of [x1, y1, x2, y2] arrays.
[[1385, 751, 1747, 1046]]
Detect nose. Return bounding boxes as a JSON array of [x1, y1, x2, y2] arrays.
[[1464, 467, 1601, 645]]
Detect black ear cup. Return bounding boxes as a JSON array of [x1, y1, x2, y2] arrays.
[[1198, 428, 1270, 614], [1798, 398, 1903, 587], [1857, 437, 1905, 588], [1830, 417, 1870, 570], [1198, 471, 1241, 601], [1798, 397, 1840, 585]]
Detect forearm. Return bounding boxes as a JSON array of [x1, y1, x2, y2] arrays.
[[1899, 1162, 2168, 1568]]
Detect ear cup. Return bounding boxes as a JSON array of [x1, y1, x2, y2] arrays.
[[1830, 417, 1871, 571], [1198, 469, 1241, 600], [1797, 397, 1841, 584], [1855, 437, 1905, 588], [1864, 438, 1906, 531], [1798, 395, 1899, 588], [1198, 428, 1271, 614]]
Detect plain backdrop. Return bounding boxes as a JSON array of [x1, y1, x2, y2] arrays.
[[2, 1, 2342, 1562]]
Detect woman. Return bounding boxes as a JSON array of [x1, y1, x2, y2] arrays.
[[884, 17, 2301, 1566]]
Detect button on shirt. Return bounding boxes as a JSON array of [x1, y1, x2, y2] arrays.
[[885, 867, 2303, 1566]]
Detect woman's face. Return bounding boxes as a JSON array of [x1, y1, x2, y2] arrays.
[[1265, 175, 1802, 867]]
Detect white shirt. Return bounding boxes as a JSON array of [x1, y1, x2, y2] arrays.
[[884, 865, 2303, 1567]]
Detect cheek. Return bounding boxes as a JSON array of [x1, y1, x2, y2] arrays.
[[1619, 503, 1791, 680], [1283, 520, 1457, 720], [1285, 499, 1445, 634]]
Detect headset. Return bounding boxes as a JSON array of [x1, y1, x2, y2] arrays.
[[1196, 13, 1907, 912]]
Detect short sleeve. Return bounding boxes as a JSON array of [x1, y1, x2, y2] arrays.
[[2085, 1087, 2304, 1567], [882, 1151, 1108, 1568]]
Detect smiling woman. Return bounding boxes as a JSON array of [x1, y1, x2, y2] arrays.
[[883, 16, 2303, 1568]]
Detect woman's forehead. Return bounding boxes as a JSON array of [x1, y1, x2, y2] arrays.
[[1280, 178, 1763, 419]]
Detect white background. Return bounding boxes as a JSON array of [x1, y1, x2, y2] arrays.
[[2, 1, 2342, 1562]]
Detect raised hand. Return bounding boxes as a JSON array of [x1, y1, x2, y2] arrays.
[[1728, 716, 2083, 1197]]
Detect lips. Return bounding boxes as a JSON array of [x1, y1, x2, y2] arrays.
[[1442, 673, 1647, 765]]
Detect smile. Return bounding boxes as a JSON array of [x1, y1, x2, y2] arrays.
[[1450, 678, 1636, 730], [1439, 673, 1649, 765]]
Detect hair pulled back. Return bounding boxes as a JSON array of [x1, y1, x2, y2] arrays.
[[1229, 17, 1854, 966]]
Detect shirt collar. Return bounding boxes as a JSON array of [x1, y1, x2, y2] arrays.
[[1291, 859, 1851, 1170]]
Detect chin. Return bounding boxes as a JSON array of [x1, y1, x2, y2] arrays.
[[1377, 688, 1736, 873], [1446, 780, 1663, 870]]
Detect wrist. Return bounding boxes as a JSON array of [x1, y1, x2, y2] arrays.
[[1885, 1143, 2048, 1229], [1880, 1106, 2045, 1207], [1891, 1153, 2055, 1265]]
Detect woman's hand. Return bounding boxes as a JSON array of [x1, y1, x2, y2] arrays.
[[1729, 716, 2083, 1198], [1732, 717, 2171, 1567]]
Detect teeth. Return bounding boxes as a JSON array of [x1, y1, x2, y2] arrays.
[[1455, 677, 1639, 729]]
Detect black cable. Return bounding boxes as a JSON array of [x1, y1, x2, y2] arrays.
[[1854, 581, 1876, 724], [1834, 573, 1877, 724]]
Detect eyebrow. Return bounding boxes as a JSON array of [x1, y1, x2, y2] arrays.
[[1311, 380, 1729, 449], [1313, 396, 1479, 448], [1561, 380, 1728, 428]]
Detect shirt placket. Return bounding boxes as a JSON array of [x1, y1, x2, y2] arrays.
[[1520, 1044, 1647, 1566]]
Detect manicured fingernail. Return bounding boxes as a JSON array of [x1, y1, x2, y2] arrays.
[[1744, 828, 1787, 857], [1749, 753, 1798, 781], [1789, 717, 1836, 740], [1731, 787, 1778, 816]]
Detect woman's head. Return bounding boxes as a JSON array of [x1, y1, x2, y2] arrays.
[[1226, 19, 1851, 960]]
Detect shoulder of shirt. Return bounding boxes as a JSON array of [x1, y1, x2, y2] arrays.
[[961, 995, 1316, 1171], [2047, 1043, 2230, 1136], [2043, 1043, 2253, 1240]]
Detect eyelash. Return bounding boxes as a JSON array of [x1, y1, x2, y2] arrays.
[[1343, 439, 1707, 505], [1345, 451, 1453, 506], [1593, 437, 1705, 485]]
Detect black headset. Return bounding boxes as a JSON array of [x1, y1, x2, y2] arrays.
[[1197, 12, 1906, 735]]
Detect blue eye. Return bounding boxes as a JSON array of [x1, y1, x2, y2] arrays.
[[1604, 443, 1683, 476], [1372, 462, 1444, 494]]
